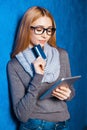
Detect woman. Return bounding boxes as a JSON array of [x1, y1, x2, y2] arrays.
[[7, 6, 75, 130]]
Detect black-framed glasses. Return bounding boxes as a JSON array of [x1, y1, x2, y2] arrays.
[[30, 25, 56, 36]]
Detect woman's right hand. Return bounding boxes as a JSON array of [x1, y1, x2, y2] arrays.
[[32, 57, 46, 75]]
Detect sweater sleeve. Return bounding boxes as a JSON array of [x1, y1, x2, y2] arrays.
[[7, 61, 43, 122]]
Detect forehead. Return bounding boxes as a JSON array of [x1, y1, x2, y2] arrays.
[[31, 16, 52, 26]]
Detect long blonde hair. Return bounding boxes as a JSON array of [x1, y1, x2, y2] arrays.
[[11, 6, 56, 58]]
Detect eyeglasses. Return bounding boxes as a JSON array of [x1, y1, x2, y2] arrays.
[[30, 26, 56, 36]]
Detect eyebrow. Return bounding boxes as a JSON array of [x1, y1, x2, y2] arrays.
[[31, 25, 53, 28]]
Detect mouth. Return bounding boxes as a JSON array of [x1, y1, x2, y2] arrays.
[[39, 40, 46, 44]]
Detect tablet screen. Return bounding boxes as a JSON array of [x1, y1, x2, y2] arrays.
[[40, 75, 81, 100]]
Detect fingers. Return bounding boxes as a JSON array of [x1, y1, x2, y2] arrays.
[[52, 85, 71, 100], [33, 56, 46, 75]]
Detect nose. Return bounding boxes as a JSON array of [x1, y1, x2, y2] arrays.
[[41, 30, 47, 38]]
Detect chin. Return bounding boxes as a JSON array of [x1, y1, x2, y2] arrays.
[[39, 43, 46, 48]]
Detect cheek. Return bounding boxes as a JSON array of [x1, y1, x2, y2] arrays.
[[48, 36, 51, 40], [30, 33, 38, 43], [47, 36, 51, 42]]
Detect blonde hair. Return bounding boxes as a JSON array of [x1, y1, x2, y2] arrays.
[[11, 6, 56, 58]]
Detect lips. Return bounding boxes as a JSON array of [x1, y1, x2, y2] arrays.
[[39, 40, 46, 44]]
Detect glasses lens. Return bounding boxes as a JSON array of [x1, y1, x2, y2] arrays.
[[47, 28, 55, 35], [35, 26, 43, 34]]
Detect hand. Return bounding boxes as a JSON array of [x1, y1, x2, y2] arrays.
[[52, 84, 71, 100], [33, 56, 46, 75]]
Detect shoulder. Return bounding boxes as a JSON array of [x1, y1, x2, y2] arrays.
[[56, 46, 69, 58], [7, 58, 21, 71], [7, 58, 17, 67]]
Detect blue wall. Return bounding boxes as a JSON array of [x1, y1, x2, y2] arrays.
[[0, 0, 87, 130]]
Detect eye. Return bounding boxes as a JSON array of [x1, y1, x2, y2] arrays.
[[36, 27, 43, 32], [47, 28, 52, 32]]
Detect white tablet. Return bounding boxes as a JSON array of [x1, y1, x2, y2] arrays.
[[40, 75, 81, 100]]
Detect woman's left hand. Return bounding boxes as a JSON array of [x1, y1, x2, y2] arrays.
[[52, 84, 71, 100]]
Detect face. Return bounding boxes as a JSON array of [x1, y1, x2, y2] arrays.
[[29, 16, 53, 48]]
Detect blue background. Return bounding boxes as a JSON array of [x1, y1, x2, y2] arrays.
[[0, 0, 87, 130]]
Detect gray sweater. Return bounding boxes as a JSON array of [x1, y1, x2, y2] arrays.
[[7, 47, 75, 123]]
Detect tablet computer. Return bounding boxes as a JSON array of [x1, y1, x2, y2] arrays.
[[39, 75, 81, 100]]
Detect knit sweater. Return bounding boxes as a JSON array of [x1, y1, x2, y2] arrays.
[[7, 47, 75, 123]]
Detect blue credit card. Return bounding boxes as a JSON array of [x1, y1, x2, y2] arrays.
[[31, 44, 46, 59]]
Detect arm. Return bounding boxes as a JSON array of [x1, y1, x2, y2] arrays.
[[7, 61, 43, 122], [52, 48, 75, 101], [63, 49, 75, 100]]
